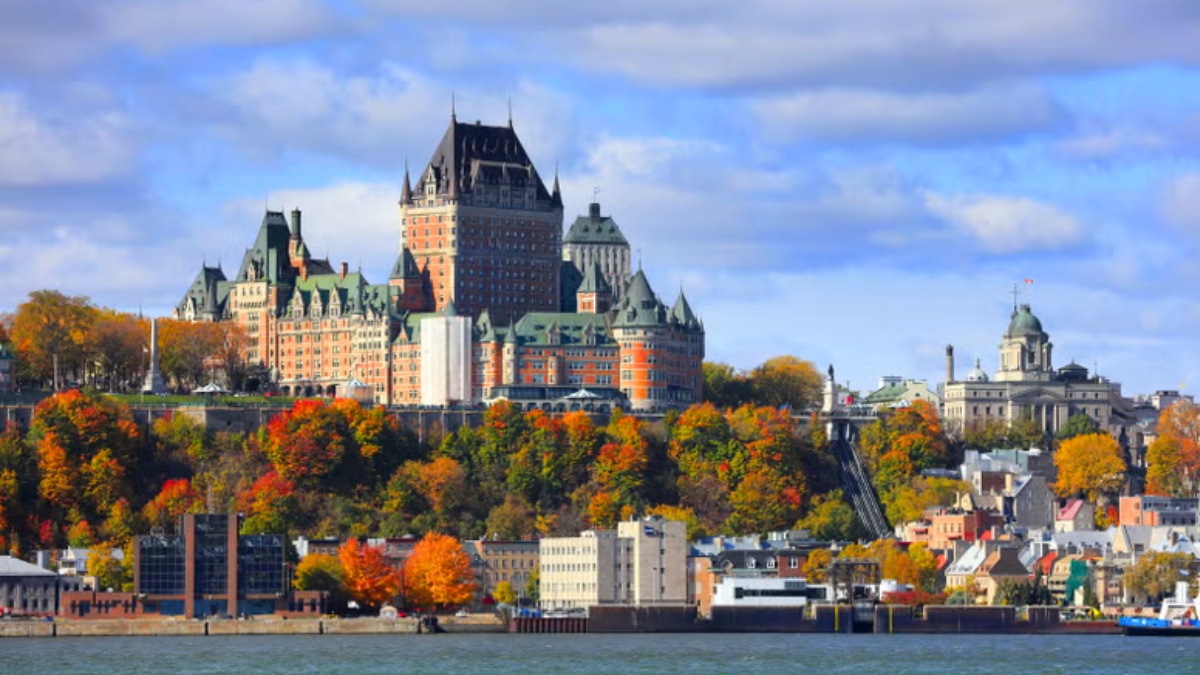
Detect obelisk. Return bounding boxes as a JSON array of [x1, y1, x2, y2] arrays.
[[143, 318, 167, 394]]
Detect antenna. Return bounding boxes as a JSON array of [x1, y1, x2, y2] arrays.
[[1011, 283, 1019, 311], [451, 87, 456, 120], [507, 96, 513, 127], [593, 186, 601, 202]]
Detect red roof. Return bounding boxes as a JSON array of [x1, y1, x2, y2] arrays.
[[1057, 499, 1084, 521], [935, 553, 948, 571], [1036, 551, 1056, 576]]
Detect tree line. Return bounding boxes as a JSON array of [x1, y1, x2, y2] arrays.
[[1, 290, 251, 392]]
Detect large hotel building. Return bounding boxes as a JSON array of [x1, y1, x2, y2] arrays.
[[174, 114, 704, 412]]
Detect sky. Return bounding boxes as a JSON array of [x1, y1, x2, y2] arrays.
[[3, 0, 1200, 396]]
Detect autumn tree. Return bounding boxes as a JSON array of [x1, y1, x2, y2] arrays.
[[493, 580, 517, 605], [484, 495, 535, 540], [748, 356, 822, 410], [1126, 551, 1193, 601], [10, 290, 95, 389], [295, 553, 349, 609], [88, 547, 133, 592], [803, 548, 833, 583], [143, 479, 203, 529], [339, 539, 402, 609], [403, 532, 477, 610], [1053, 433, 1126, 500], [85, 310, 146, 392], [237, 471, 298, 535], [1146, 402, 1200, 497], [220, 323, 251, 391], [796, 491, 863, 542], [702, 362, 752, 409], [157, 319, 225, 390]]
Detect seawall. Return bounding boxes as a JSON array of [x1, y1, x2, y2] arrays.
[[0, 616, 506, 638]]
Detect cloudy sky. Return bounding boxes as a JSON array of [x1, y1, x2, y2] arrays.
[[3, 0, 1200, 396]]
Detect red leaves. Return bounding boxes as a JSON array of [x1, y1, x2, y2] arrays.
[[339, 539, 402, 609], [143, 478, 203, 529]]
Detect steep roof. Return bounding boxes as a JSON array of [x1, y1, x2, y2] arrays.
[[390, 246, 421, 280], [613, 269, 668, 328], [577, 261, 611, 295], [670, 290, 699, 329], [233, 210, 294, 285], [978, 547, 1030, 577], [409, 117, 552, 204], [564, 203, 629, 245]]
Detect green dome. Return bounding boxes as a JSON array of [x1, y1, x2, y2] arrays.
[[1006, 304, 1045, 338]]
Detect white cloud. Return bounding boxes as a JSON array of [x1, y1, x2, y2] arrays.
[[0, 92, 135, 186], [203, 60, 575, 168], [1162, 173, 1200, 233], [924, 193, 1085, 255], [367, 1, 1200, 91], [1055, 126, 1168, 161], [753, 84, 1062, 145]]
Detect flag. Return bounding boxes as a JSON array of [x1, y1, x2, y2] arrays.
[[1024, 278, 1033, 284]]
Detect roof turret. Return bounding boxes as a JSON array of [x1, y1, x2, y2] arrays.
[[1006, 304, 1046, 339], [390, 246, 421, 280], [577, 261, 612, 295]]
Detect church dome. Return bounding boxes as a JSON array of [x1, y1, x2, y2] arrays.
[[966, 357, 989, 382], [1006, 304, 1045, 339]]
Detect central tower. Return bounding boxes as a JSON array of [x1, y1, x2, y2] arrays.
[[399, 112, 564, 323]]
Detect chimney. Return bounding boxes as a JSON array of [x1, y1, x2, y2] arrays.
[[589, 202, 601, 219], [290, 208, 302, 239], [340, 262, 348, 280], [946, 345, 955, 383]]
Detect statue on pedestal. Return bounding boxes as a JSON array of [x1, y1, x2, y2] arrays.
[[143, 318, 167, 394]]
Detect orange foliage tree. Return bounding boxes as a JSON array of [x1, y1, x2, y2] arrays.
[[237, 471, 298, 534], [1054, 433, 1126, 500], [1146, 402, 1200, 497], [143, 478, 203, 529], [403, 532, 477, 610], [339, 538, 402, 609]]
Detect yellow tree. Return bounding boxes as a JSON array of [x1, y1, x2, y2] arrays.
[[1146, 402, 1200, 496], [493, 581, 517, 605], [748, 356, 823, 410], [803, 548, 833, 583], [403, 532, 477, 610], [1053, 433, 1126, 500]]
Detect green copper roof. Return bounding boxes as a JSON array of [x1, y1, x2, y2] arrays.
[[613, 269, 667, 327], [577, 261, 611, 295], [511, 312, 614, 346], [863, 383, 906, 403], [1006, 304, 1046, 339], [564, 203, 628, 245], [390, 246, 421, 280], [670, 290, 698, 328]]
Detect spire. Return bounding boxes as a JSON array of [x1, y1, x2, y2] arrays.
[[442, 297, 458, 317], [507, 96, 513, 128], [400, 159, 412, 204], [551, 162, 563, 208], [505, 320, 518, 345], [451, 87, 456, 122]]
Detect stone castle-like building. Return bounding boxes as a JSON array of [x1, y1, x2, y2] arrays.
[[174, 114, 704, 412]]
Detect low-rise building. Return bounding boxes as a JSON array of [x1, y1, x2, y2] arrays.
[[0, 555, 83, 616], [293, 536, 342, 559], [1119, 495, 1199, 527], [712, 577, 812, 608], [539, 516, 687, 611], [1055, 500, 1096, 533], [462, 539, 539, 602]]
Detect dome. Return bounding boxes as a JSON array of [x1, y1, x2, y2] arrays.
[[966, 357, 989, 383], [1006, 304, 1045, 339]]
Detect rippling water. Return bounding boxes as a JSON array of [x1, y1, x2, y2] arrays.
[[4, 633, 1197, 674]]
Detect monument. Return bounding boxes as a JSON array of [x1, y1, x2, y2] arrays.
[[142, 318, 167, 394]]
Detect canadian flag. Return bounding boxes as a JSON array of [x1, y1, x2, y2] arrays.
[[1024, 279, 1033, 284]]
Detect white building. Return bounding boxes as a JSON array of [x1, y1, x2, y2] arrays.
[[712, 577, 811, 608], [419, 305, 472, 406], [539, 516, 687, 611]]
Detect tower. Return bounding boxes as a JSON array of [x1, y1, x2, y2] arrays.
[[142, 318, 167, 394], [563, 201, 632, 303], [398, 115, 563, 323], [576, 261, 612, 313], [995, 304, 1053, 382]]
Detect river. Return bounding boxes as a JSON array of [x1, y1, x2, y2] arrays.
[[2, 632, 1195, 674]]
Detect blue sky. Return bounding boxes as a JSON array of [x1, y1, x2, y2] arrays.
[[3, 0, 1200, 396]]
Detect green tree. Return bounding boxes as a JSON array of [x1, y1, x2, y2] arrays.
[[796, 491, 863, 541], [1126, 551, 1192, 601], [295, 553, 349, 610], [525, 569, 540, 603], [702, 362, 752, 409], [484, 495, 535, 540], [1056, 414, 1099, 442]]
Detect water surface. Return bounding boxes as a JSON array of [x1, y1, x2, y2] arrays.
[[3, 632, 1194, 674]]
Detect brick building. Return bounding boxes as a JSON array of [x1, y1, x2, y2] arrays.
[[175, 114, 703, 413]]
